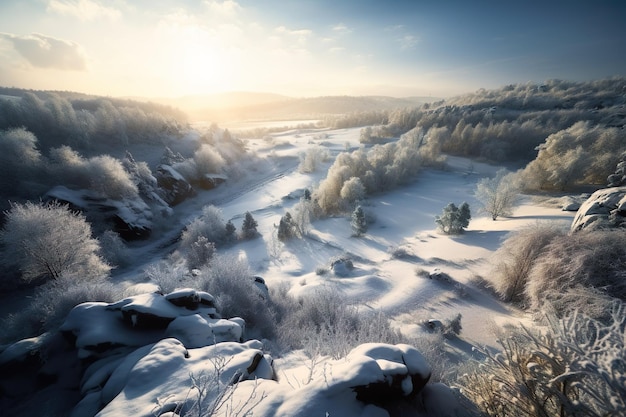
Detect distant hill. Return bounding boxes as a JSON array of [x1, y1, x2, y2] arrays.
[[164, 93, 439, 122]]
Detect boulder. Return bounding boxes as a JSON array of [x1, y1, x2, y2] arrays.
[[571, 186, 626, 232], [155, 164, 195, 206]]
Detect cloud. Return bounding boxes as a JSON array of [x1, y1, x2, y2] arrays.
[[204, 0, 241, 16], [332, 23, 352, 35], [0, 33, 88, 71], [47, 0, 121, 21], [397, 34, 419, 50]]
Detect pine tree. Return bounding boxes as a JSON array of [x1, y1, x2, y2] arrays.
[[241, 211, 259, 239], [277, 212, 296, 241], [351, 205, 367, 236], [435, 202, 471, 234], [224, 220, 236, 241]]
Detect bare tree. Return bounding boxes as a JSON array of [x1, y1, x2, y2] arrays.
[[0, 201, 110, 282], [475, 169, 519, 220]]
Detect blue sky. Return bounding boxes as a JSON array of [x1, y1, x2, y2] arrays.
[[0, 0, 624, 98]]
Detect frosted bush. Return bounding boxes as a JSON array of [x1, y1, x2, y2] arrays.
[[298, 145, 330, 173], [180, 205, 227, 251], [195, 255, 275, 338], [459, 304, 626, 416], [526, 229, 626, 318], [488, 223, 566, 305]]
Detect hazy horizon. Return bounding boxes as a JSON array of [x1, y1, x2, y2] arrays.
[[1, 0, 625, 100]]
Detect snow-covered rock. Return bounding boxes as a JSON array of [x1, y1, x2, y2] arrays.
[[570, 186, 626, 232], [59, 289, 238, 358], [155, 164, 195, 205], [45, 185, 153, 240], [231, 342, 470, 417], [94, 339, 273, 417]]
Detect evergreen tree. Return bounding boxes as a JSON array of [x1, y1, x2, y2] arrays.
[[351, 205, 368, 236], [224, 220, 236, 241], [241, 211, 259, 239], [277, 212, 297, 241], [435, 202, 471, 234]]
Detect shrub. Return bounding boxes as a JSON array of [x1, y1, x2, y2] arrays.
[[0, 201, 110, 283], [186, 236, 216, 270], [145, 261, 191, 294], [458, 304, 626, 417], [435, 202, 471, 234], [180, 205, 227, 251], [298, 146, 330, 173], [525, 229, 626, 318], [195, 255, 275, 338], [488, 223, 566, 305], [99, 230, 130, 268], [273, 286, 402, 359]]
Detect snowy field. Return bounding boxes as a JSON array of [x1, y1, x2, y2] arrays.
[[1, 125, 582, 417], [118, 126, 574, 351]]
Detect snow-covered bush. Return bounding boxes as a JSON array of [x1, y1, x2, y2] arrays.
[[180, 205, 227, 251], [488, 223, 566, 305], [273, 286, 402, 359], [195, 254, 276, 338], [49, 146, 139, 200], [459, 304, 626, 417], [0, 127, 43, 197], [0, 201, 110, 283], [298, 145, 330, 173], [99, 230, 130, 268], [525, 229, 626, 318], [145, 261, 190, 294], [186, 236, 216, 270], [340, 177, 366, 207]]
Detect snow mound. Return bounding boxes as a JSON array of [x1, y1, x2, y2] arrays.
[[59, 289, 239, 359]]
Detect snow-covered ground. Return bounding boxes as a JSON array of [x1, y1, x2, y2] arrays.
[[1, 125, 580, 417], [118, 126, 574, 351]]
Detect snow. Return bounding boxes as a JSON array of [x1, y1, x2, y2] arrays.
[[1, 124, 580, 416], [99, 125, 574, 415]]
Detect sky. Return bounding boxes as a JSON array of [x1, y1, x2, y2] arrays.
[[0, 0, 625, 99]]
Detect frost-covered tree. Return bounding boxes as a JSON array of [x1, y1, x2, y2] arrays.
[[435, 202, 471, 234], [351, 205, 368, 236], [475, 169, 519, 220], [292, 198, 313, 237], [186, 236, 216, 270], [0, 127, 43, 196], [180, 205, 226, 250], [340, 177, 366, 207], [0, 201, 110, 282], [241, 211, 259, 239], [224, 220, 236, 242], [277, 212, 297, 241]]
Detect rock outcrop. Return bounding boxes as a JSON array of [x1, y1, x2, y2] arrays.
[[571, 186, 626, 232], [45, 185, 153, 240], [155, 164, 196, 206]]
